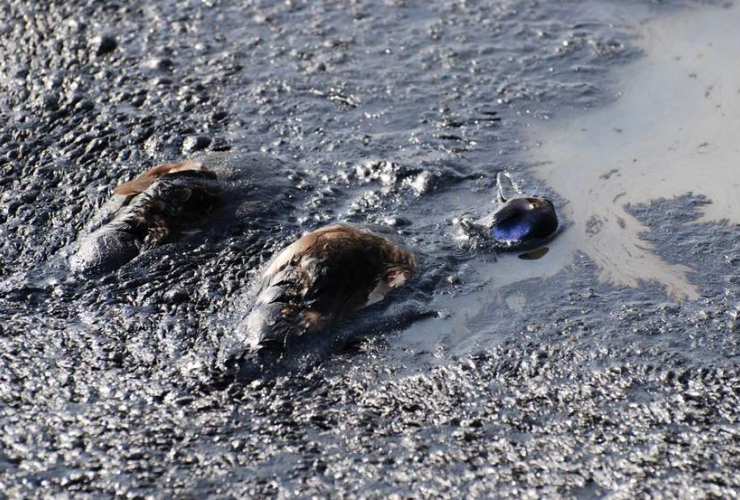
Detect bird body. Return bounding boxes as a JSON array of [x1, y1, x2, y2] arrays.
[[458, 173, 559, 251], [71, 161, 220, 273], [242, 224, 417, 352]]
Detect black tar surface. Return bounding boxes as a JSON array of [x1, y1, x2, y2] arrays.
[[1, 0, 739, 498]]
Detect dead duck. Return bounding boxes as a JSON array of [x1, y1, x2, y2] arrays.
[[71, 160, 221, 273], [239, 224, 417, 356], [460, 172, 558, 250]]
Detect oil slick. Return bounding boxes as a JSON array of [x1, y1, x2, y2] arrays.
[[396, 3, 738, 351], [528, 3, 740, 301]]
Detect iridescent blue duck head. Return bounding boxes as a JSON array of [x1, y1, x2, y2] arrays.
[[489, 196, 558, 247], [487, 172, 558, 249]]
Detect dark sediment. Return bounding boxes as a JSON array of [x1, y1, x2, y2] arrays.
[[1, 0, 738, 498]]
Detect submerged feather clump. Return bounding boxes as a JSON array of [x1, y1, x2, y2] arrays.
[[71, 161, 221, 273]]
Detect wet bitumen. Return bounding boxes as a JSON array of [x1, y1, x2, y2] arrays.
[[1, 0, 739, 498]]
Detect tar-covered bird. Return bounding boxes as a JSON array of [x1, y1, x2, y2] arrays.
[[71, 160, 221, 273], [238, 224, 418, 356]]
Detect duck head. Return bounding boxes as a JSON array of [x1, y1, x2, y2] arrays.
[[457, 172, 559, 250], [489, 196, 558, 249]]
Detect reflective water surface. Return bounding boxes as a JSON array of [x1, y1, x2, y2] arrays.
[[529, 2, 740, 301]]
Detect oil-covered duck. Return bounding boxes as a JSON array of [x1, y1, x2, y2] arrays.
[[234, 224, 417, 360], [459, 172, 558, 251], [71, 160, 221, 273]]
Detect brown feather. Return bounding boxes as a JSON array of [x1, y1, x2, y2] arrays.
[[263, 225, 417, 318], [244, 225, 417, 350], [113, 160, 209, 196]]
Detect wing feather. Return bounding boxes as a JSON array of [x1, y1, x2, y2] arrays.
[[113, 160, 209, 196]]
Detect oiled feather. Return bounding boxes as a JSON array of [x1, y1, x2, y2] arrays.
[[113, 160, 210, 196]]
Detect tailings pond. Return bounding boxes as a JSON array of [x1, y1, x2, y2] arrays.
[[1, 0, 740, 498]]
